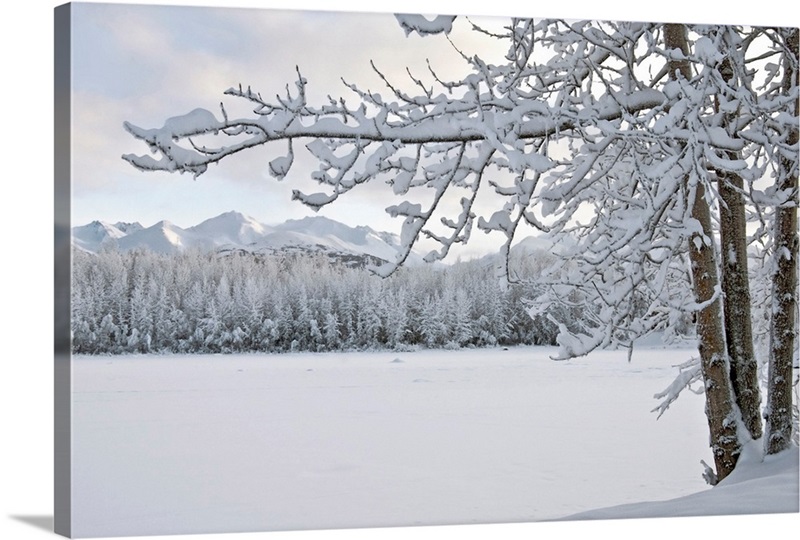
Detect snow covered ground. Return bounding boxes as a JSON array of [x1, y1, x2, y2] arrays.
[[70, 346, 797, 538]]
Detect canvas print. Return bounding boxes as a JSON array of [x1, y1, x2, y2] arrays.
[[54, 2, 798, 538]]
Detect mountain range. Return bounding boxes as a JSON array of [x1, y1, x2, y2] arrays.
[[72, 212, 430, 267]]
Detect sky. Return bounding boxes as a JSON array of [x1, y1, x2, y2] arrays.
[[69, 3, 511, 245]]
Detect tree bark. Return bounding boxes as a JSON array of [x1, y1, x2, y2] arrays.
[[765, 27, 799, 456], [718, 166, 762, 441], [715, 54, 763, 442], [665, 23, 742, 482]]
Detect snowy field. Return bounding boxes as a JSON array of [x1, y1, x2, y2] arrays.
[[70, 346, 792, 538]]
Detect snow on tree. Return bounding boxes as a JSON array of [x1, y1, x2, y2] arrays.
[[123, 15, 798, 481]]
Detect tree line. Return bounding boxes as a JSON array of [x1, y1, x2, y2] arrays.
[[72, 247, 570, 355]]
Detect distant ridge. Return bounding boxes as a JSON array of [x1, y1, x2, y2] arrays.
[[72, 212, 429, 267]]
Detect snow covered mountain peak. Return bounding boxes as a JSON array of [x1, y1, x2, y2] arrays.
[[114, 220, 205, 254], [189, 210, 273, 246], [71, 220, 128, 252], [276, 215, 399, 252]]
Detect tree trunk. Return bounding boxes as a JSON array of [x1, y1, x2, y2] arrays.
[[765, 27, 799, 456], [688, 181, 743, 482], [718, 166, 762, 441], [715, 52, 762, 441], [665, 23, 742, 483]]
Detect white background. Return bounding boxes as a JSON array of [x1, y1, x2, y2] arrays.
[[1, 1, 797, 539]]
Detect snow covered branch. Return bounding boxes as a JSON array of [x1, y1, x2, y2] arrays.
[[652, 356, 703, 418], [394, 14, 456, 37], [122, 18, 797, 371]]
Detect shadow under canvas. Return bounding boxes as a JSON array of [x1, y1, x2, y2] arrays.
[[10, 515, 54, 534]]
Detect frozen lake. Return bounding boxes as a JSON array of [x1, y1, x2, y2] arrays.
[[71, 346, 713, 537]]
